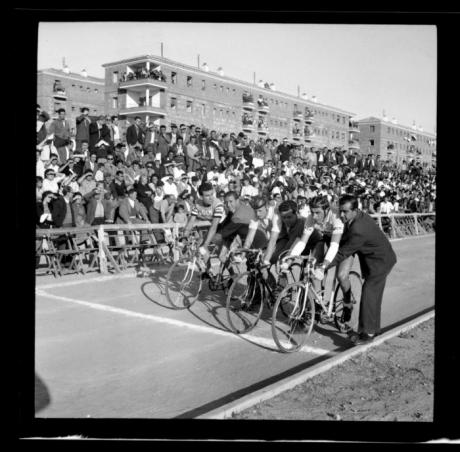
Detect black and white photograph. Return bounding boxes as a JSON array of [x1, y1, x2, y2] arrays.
[[17, 10, 457, 444]]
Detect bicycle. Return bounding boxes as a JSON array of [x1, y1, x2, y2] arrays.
[[164, 232, 232, 309], [271, 254, 362, 353], [225, 248, 299, 335]]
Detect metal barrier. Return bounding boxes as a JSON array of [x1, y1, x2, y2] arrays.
[[36, 214, 435, 278], [370, 213, 435, 239]]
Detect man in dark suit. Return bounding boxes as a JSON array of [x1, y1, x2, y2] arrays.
[[143, 122, 158, 152], [126, 116, 145, 150], [89, 115, 112, 153], [75, 107, 91, 151], [320, 194, 397, 345], [276, 137, 291, 163], [156, 124, 171, 162], [49, 108, 72, 164]]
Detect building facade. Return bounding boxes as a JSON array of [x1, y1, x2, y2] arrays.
[[357, 117, 437, 167], [102, 55, 355, 148], [37, 68, 105, 133]]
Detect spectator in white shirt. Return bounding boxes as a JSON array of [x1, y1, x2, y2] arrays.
[[379, 196, 394, 214], [42, 168, 66, 193], [162, 175, 179, 198], [36, 150, 45, 178]]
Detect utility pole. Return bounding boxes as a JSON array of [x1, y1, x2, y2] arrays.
[[197, 54, 200, 68], [161, 42, 164, 57]]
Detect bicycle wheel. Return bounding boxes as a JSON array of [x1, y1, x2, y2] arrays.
[[333, 271, 362, 333], [165, 257, 203, 309], [226, 271, 264, 334], [271, 282, 315, 353]]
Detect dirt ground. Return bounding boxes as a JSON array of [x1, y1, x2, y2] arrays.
[[233, 318, 434, 421]]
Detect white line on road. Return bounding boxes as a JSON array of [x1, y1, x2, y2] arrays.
[[36, 289, 331, 356]]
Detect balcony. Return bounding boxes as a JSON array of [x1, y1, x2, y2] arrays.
[[118, 105, 167, 117], [304, 113, 314, 124], [293, 111, 304, 121], [257, 102, 269, 114], [257, 126, 269, 135], [349, 122, 360, 133], [349, 139, 360, 150], [304, 132, 316, 142], [242, 123, 255, 132], [292, 132, 303, 141], [53, 89, 67, 100], [119, 77, 167, 92]]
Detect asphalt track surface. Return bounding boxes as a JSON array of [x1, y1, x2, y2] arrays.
[[35, 234, 435, 418]]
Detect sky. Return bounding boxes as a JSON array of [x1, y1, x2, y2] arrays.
[[38, 22, 437, 134]]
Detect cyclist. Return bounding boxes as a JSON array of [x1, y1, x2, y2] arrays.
[[244, 195, 281, 248], [182, 181, 226, 264], [220, 191, 268, 261], [288, 195, 355, 322]]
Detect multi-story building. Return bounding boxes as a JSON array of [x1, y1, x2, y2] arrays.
[[102, 54, 355, 148], [37, 68, 105, 133], [357, 117, 437, 166]]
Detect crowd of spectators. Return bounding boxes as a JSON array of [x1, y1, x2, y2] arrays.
[[36, 105, 436, 235]]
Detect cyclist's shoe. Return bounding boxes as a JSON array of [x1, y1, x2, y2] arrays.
[[341, 304, 353, 323]]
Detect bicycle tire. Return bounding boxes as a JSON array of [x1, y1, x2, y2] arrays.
[[226, 271, 264, 334], [271, 281, 315, 353], [165, 257, 203, 309], [333, 270, 362, 333]]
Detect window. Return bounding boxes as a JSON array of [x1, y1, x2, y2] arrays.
[[220, 85, 224, 92], [226, 87, 230, 95], [370, 125, 376, 133], [341, 132, 345, 141], [170, 97, 177, 110], [369, 139, 375, 146], [71, 106, 75, 112], [213, 83, 217, 90], [186, 76, 193, 87], [220, 109, 223, 117], [186, 100, 193, 113], [94, 88, 99, 94], [202, 103, 206, 116], [93, 109, 97, 114], [112, 97, 118, 109], [233, 88, 236, 95], [112, 71, 118, 83], [336, 131, 340, 139], [337, 115, 340, 123], [171, 72, 177, 84], [202, 80, 206, 90], [332, 114, 336, 121]]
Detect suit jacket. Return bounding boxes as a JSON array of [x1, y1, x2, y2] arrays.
[[126, 124, 145, 146], [49, 119, 71, 148], [75, 115, 91, 141], [83, 160, 98, 175], [86, 196, 115, 225], [49, 196, 75, 228], [89, 122, 112, 151], [156, 133, 171, 157], [329, 210, 397, 279], [116, 197, 148, 223]]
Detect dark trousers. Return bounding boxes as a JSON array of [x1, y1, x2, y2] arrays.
[[358, 268, 393, 335]]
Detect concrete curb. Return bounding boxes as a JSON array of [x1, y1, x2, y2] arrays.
[[197, 309, 435, 419]]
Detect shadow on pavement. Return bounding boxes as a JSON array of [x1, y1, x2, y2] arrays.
[[140, 279, 175, 310], [35, 372, 51, 414]]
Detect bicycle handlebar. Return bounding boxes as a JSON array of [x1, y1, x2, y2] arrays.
[[229, 248, 262, 256], [280, 254, 316, 266]]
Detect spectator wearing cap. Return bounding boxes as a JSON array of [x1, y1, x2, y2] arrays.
[[49, 108, 72, 164], [156, 125, 171, 162], [75, 107, 91, 151], [89, 115, 111, 154], [126, 116, 145, 151]]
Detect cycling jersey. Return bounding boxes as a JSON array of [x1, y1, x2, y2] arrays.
[[190, 197, 225, 223], [248, 207, 282, 238], [302, 208, 344, 240]]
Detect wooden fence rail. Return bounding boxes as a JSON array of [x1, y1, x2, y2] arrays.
[[35, 214, 435, 278]]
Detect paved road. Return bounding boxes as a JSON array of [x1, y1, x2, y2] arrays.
[[34, 235, 435, 418]]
